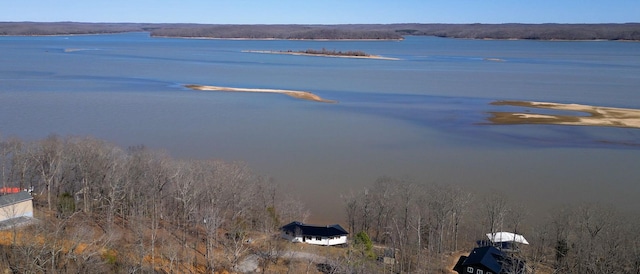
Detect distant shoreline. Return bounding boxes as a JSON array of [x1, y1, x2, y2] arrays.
[[242, 50, 400, 60], [7, 33, 639, 43], [2, 22, 639, 41], [488, 100, 640, 129], [10, 33, 638, 43], [184, 84, 336, 103], [153, 36, 403, 41]]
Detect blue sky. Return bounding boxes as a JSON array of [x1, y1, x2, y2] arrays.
[[3, 0, 639, 24]]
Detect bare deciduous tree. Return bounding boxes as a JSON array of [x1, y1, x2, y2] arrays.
[[31, 134, 65, 211]]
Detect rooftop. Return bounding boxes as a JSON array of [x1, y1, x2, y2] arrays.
[[281, 221, 348, 237], [0, 191, 33, 207]]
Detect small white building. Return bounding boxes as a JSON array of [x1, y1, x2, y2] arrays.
[[280, 221, 348, 246], [0, 191, 33, 223]]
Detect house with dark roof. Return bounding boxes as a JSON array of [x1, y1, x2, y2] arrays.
[[454, 232, 529, 274], [454, 246, 504, 274], [0, 191, 33, 223], [280, 221, 348, 246]]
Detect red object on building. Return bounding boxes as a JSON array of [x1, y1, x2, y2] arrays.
[[0, 187, 22, 194]]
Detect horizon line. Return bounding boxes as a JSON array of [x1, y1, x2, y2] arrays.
[[3, 21, 640, 25]]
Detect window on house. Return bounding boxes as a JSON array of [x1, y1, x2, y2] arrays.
[[316, 237, 322, 241], [467, 267, 473, 273], [477, 269, 483, 274]]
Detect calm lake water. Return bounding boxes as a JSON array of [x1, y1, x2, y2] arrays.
[[1, 32, 639, 222]]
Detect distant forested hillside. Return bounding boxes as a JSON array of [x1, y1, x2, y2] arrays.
[[0, 22, 157, 35], [150, 24, 403, 40], [387, 23, 640, 40], [1, 22, 639, 40]]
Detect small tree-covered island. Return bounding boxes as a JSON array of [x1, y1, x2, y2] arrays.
[[243, 48, 400, 60]]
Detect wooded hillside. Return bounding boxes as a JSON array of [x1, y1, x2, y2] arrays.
[[388, 23, 640, 40], [1, 22, 639, 40], [0, 135, 308, 273], [150, 25, 403, 40], [0, 135, 638, 273]]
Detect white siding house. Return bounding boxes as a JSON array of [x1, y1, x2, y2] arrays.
[[280, 221, 348, 246], [0, 191, 33, 223]]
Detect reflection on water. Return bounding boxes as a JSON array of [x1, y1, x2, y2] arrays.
[[1, 33, 639, 222]]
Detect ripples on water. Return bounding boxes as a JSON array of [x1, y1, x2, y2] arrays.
[[1, 33, 639, 221]]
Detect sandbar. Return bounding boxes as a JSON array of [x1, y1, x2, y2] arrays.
[[242, 50, 400, 60], [184, 84, 336, 103], [63, 48, 96, 52], [488, 100, 640, 129]]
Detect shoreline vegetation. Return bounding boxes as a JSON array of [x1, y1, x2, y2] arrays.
[[184, 84, 337, 103], [488, 100, 640, 129], [243, 48, 399, 60], [2, 134, 638, 273], [1, 22, 639, 41]]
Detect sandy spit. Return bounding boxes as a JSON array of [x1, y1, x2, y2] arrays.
[[184, 84, 337, 103], [488, 100, 640, 129]]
